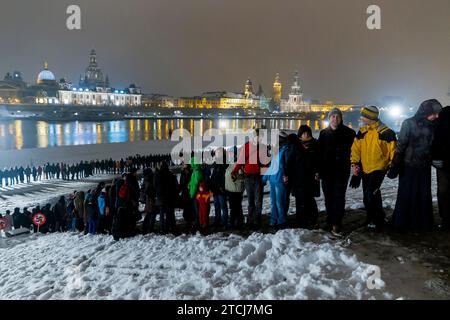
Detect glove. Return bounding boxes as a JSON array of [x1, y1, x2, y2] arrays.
[[432, 160, 444, 170], [349, 175, 362, 189], [387, 165, 400, 179]]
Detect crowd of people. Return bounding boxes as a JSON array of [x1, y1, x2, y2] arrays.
[[0, 154, 172, 188], [1, 99, 449, 239]]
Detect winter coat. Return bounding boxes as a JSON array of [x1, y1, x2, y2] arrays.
[[394, 100, 441, 168], [74, 191, 85, 220], [318, 124, 356, 180], [196, 182, 213, 227], [225, 165, 245, 193], [98, 194, 106, 215], [154, 167, 179, 207], [286, 138, 319, 194], [210, 163, 228, 195], [262, 144, 289, 185], [431, 106, 450, 171], [125, 174, 140, 206], [85, 202, 98, 221], [3, 215, 13, 231], [232, 141, 269, 176], [54, 199, 67, 223], [188, 157, 204, 199], [179, 167, 193, 200], [351, 121, 397, 174]]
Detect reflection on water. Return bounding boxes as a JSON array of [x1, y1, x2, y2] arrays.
[[0, 118, 370, 151]]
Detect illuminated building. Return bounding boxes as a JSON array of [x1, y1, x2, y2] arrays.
[[58, 50, 142, 106], [273, 73, 282, 105], [58, 85, 141, 106], [142, 94, 178, 107], [177, 78, 263, 109], [309, 101, 355, 113], [0, 71, 26, 103], [280, 71, 310, 112], [244, 78, 253, 99]]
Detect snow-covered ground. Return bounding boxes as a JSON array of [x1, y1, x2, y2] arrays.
[[0, 229, 392, 300], [2, 171, 440, 300], [0, 136, 441, 300]]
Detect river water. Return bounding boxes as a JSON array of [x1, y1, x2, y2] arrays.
[[0, 117, 402, 151]]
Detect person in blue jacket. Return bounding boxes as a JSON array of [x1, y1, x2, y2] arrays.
[[263, 131, 289, 229]]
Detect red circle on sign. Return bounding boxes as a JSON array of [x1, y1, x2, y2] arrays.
[[0, 218, 6, 230], [32, 213, 47, 227]]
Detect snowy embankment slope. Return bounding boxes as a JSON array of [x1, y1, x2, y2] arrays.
[[0, 140, 178, 168], [0, 230, 391, 300]]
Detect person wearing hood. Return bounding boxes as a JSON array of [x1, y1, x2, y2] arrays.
[[263, 131, 289, 230], [188, 156, 204, 229], [351, 106, 397, 230], [286, 125, 320, 229], [317, 108, 356, 237], [391, 99, 443, 231], [195, 181, 213, 234], [97, 188, 107, 234], [431, 106, 450, 230]]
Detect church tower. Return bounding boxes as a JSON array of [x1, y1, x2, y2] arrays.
[[273, 73, 282, 105], [288, 71, 303, 105], [80, 49, 105, 89], [244, 78, 253, 99]]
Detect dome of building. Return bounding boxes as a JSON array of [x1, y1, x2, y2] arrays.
[[37, 62, 56, 84]]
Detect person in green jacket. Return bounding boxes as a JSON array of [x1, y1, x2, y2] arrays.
[[188, 156, 204, 228]]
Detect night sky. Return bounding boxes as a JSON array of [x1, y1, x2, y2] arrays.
[[0, 0, 449, 106]]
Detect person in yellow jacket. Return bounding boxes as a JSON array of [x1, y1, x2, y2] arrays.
[[351, 106, 397, 230]]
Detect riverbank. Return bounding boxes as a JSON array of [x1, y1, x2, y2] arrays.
[[0, 103, 361, 122]]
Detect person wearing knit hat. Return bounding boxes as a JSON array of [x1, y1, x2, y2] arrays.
[[328, 108, 343, 120], [285, 124, 320, 228], [351, 105, 397, 230], [361, 106, 380, 121]]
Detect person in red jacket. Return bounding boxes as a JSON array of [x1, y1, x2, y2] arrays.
[[231, 127, 269, 230], [196, 181, 213, 234]]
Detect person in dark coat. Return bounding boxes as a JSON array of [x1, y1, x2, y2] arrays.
[[12, 207, 21, 229], [210, 147, 229, 229], [286, 125, 320, 228], [141, 168, 156, 234], [53, 196, 67, 232], [431, 106, 450, 230], [179, 163, 195, 232], [317, 108, 356, 236], [391, 99, 443, 232], [153, 162, 179, 234]]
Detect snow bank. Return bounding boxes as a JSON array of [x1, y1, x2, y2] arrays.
[[0, 140, 178, 168], [0, 230, 390, 300]]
